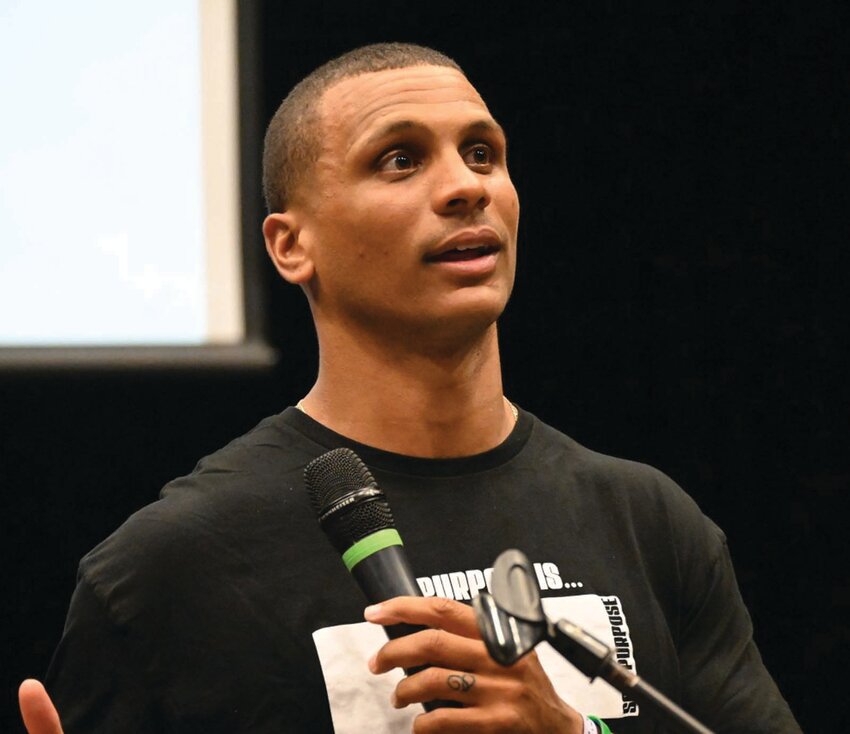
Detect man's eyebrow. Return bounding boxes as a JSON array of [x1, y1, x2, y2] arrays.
[[360, 117, 507, 150], [362, 120, 420, 149], [463, 118, 507, 140]]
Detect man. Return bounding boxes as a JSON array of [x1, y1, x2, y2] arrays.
[[20, 43, 800, 733]]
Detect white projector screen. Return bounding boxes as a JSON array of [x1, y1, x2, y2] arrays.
[[0, 0, 243, 348]]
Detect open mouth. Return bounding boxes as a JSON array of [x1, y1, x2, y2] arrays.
[[426, 244, 499, 263]]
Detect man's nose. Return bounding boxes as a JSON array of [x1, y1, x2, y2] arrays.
[[432, 153, 491, 215]]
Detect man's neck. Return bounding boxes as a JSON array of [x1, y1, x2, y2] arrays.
[[299, 324, 514, 458]]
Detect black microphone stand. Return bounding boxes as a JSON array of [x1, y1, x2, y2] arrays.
[[473, 549, 714, 734], [548, 618, 712, 734]]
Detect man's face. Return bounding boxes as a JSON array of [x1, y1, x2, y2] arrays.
[[292, 65, 519, 345]]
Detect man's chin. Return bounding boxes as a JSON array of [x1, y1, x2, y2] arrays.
[[441, 286, 511, 325], [334, 287, 510, 352], [402, 299, 507, 352]]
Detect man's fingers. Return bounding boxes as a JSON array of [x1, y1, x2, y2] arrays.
[[19, 679, 63, 734], [392, 666, 480, 708], [413, 703, 522, 734], [369, 627, 488, 674], [364, 596, 480, 638], [393, 665, 520, 710]]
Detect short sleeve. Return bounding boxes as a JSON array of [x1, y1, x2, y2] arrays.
[[676, 519, 801, 733], [45, 574, 162, 733]]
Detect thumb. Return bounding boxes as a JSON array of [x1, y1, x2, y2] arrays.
[[19, 679, 63, 734]]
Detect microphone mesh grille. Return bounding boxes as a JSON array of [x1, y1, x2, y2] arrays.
[[304, 448, 396, 552]]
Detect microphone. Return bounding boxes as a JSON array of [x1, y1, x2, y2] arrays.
[[304, 447, 420, 605], [304, 447, 460, 711]]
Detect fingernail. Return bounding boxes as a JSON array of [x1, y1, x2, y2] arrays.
[[364, 603, 382, 620], [367, 653, 377, 673], [390, 691, 400, 708]]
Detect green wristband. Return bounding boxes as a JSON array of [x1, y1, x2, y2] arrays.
[[588, 716, 612, 734]]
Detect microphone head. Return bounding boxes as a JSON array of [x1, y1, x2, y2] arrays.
[[304, 448, 396, 554]]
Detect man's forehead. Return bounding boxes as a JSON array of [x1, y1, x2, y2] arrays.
[[317, 65, 493, 142]]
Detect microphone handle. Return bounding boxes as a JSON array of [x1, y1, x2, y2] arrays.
[[351, 544, 462, 711], [350, 542, 421, 602]]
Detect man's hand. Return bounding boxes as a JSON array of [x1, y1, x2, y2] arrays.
[[365, 596, 583, 734], [19, 679, 64, 734]]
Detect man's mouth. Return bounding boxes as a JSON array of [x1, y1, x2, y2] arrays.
[[426, 244, 499, 263]]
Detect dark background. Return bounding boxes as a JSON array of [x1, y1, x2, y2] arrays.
[[3, 1, 848, 730]]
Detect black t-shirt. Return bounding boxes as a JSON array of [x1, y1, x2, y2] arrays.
[[45, 407, 800, 733]]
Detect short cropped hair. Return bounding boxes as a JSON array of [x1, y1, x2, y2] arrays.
[[262, 43, 463, 213]]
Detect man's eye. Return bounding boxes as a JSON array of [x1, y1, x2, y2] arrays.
[[464, 145, 493, 167], [377, 151, 419, 173]]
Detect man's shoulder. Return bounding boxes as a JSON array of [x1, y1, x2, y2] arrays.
[[139, 408, 314, 525], [165, 408, 316, 488], [530, 414, 680, 492], [76, 408, 322, 621], [527, 412, 713, 529], [526, 412, 727, 579]]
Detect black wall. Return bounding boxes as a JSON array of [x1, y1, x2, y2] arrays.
[[3, 1, 848, 730]]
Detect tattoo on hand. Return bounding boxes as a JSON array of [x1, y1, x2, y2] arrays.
[[447, 673, 475, 692]]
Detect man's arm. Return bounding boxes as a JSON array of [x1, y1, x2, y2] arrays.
[[675, 528, 802, 733], [365, 596, 585, 734], [42, 573, 159, 733]]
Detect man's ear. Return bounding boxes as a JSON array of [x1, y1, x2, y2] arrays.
[[263, 212, 315, 285]]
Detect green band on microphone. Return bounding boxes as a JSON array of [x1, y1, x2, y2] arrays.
[[342, 529, 403, 571]]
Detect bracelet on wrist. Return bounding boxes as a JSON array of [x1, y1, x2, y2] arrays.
[[587, 715, 612, 734]]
